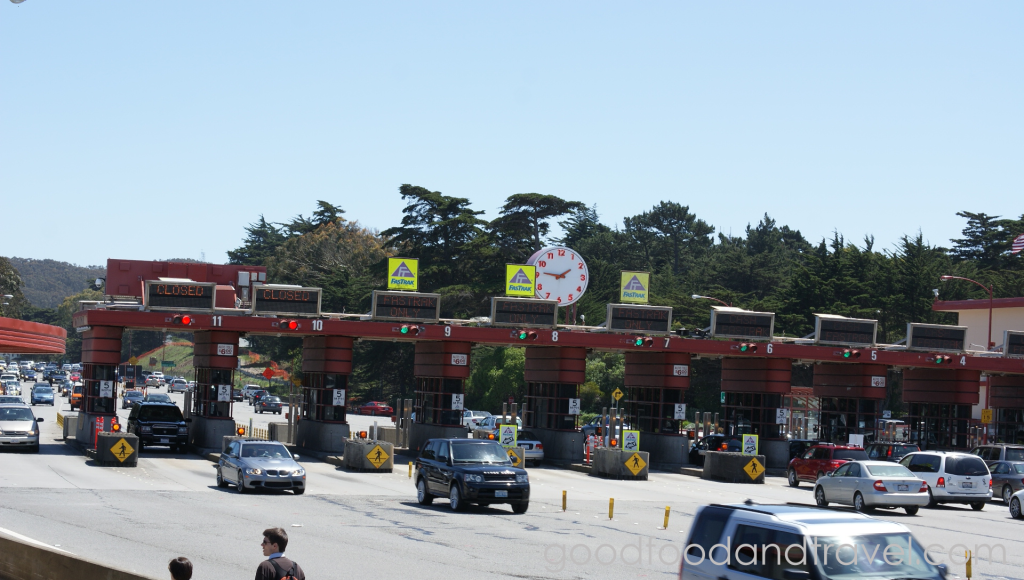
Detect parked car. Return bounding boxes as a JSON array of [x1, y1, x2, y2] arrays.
[[357, 401, 393, 416], [865, 442, 921, 463], [475, 415, 524, 432], [787, 444, 869, 486], [813, 460, 929, 514], [126, 402, 189, 452], [248, 390, 268, 406], [145, 374, 164, 387], [462, 410, 492, 431], [256, 396, 284, 415], [515, 429, 544, 466], [216, 439, 305, 494], [787, 438, 826, 462], [70, 363, 81, 372], [69, 373, 81, 382], [680, 502, 948, 580], [29, 384, 54, 406], [231, 388, 242, 402], [989, 461, 1024, 503], [123, 390, 145, 409], [898, 451, 992, 509], [689, 434, 743, 466], [414, 438, 530, 513], [241, 385, 263, 401], [47, 370, 68, 385], [970, 444, 1024, 465], [70, 384, 84, 410], [0, 404, 44, 453], [167, 378, 190, 393]]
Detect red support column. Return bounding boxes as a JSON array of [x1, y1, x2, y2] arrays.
[[191, 331, 239, 420], [413, 342, 470, 426], [524, 346, 585, 431], [623, 352, 690, 433], [301, 336, 353, 423], [989, 375, 1024, 444], [902, 368, 980, 449], [78, 326, 122, 445]]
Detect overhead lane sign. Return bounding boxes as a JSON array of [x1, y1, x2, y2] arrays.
[[388, 258, 419, 291], [505, 265, 537, 297], [620, 271, 650, 304]]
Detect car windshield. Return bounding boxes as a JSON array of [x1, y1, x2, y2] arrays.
[[126, 392, 143, 399], [834, 449, 869, 461], [0, 397, 22, 404], [0, 408, 35, 421], [32, 385, 50, 392], [451, 442, 513, 464], [146, 395, 172, 402], [1005, 448, 1024, 462], [945, 456, 988, 476], [813, 533, 941, 580], [518, 431, 537, 441], [265, 397, 281, 403], [241, 443, 291, 458], [866, 464, 915, 477], [137, 406, 183, 421]]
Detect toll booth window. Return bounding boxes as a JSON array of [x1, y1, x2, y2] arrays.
[[90, 397, 115, 414]]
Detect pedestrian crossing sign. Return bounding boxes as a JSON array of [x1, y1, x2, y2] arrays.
[[507, 447, 523, 467], [743, 457, 764, 480], [111, 438, 135, 463], [367, 444, 390, 468], [625, 452, 647, 476]]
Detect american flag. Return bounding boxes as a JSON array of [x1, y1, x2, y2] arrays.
[[1013, 233, 1024, 254], [1007, 234, 1024, 254]]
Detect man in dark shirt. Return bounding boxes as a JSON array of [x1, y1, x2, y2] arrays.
[[256, 527, 305, 580]]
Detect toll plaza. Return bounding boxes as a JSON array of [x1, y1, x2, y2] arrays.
[[64, 257, 1024, 471]]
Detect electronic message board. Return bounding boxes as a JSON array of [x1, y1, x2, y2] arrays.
[[906, 323, 967, 353], [253, 285, 322, 316], [709, 307, 774, 340], [1004, 331, 1024, 358], [490, 297, 558, 328], [814, 314, 877, 346], [371, 290, 440, 322], [606, 304, 672, 335], [144, 280, 216, 311]]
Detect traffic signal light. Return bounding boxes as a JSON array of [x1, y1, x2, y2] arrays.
[[842, 349, 861, 359], [400, 325, 425, 335], [633, 337, 653, 347], [516, 329, 538, 340], [172, 315, 194, 326], [932, 355, 953, 364], [738, 343, 758, 353], [280, 320, 299, 330]]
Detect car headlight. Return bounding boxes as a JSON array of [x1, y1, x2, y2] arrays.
[[27, 429, 37, 436], [140, 426, 152, 433], [291, 468, 305, 476], [464, 473, 484, 483], [515, 474, 528, 483], [177, 426, 188, 435], [244, 468, 263, 475]]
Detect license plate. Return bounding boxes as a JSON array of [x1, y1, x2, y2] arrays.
[[523, 444, 532, 450], [897, 484, 909, 491], [495, 490, 508, 498], [159, 438, 169, 443], [962, 482, 973, 488]]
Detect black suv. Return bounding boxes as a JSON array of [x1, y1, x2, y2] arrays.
[[689, 435, 742, 466], [126, 402, 190, 452], [414, 439, 530, 513]]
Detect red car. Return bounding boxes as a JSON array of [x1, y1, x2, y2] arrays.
[[787, 444, 868, 486], [70, 373, 81, 382], [357, 401, 393, 416]]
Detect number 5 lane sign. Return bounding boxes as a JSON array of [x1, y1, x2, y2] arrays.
[[451, 394, 464, 411]]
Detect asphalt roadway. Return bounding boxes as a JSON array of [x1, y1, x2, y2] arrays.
[[2, 394, 1023, 580]]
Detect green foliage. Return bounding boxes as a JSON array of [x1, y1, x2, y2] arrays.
[[6, 258, 104, 309], [466, 346, 526, 412]]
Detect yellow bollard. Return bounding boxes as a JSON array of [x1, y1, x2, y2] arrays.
[[966, 550, 972, 579], [663, 506, 671, 529], [562, 490, 566, 512], [408, 461, 413, 478], [609, 498, 614, 520]]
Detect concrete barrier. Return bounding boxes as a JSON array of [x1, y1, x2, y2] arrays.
[[344, 439, 395, 472], [95, 432, 139, 467], [591, 448, 650, 480], [702, 451, 766, 484], [62, 412, 78, 441], [0, 528, 161, 580]]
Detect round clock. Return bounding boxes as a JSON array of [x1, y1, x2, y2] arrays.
[[526, 246, 589, 306]]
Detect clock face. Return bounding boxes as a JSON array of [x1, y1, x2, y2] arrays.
[[526, 246, 589, 306]]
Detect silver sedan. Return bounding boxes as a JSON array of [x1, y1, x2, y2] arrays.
[[814, 460, 929, 515]]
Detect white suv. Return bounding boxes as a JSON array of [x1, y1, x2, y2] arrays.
[[681, 502, 948, 580], [898, 451, 992, 510]]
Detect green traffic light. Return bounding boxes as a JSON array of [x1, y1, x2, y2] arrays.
[[739, 344, 749, 352], [634, 338, 644, 346], [518, 331, 528, 340], [843, 351, 851, 358], [401, 326, 409, 334]]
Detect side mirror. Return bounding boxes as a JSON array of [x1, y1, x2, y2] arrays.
[[184, 418, 193, 423], [782, 570, 810, 580], [828, 471, 835, 477], [293, 455, 301, 460], [35, 418, 44, 422]]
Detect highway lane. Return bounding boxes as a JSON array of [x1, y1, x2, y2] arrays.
[[4, 393, 1024, 579]]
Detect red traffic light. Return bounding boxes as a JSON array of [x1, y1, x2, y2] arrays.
[[280, 320, 299, 330], [172, 315, 194, 325]]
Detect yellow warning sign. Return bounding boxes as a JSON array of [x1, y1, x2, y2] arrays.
[[625, 452, 647, 476], [743, 457, 764, 480], [612, 388, 624, 401], [981, 409, 993, 424], [111, 438, 135, 463], [367, 444, 390, 468], [507, 448, 523, 467], [128, 356, 138, 365]]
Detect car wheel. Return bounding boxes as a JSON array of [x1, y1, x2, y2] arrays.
[[216, 469, 227, 488], [904, 505, 920, 516], [927, 488, 937, 508], [1010, 497, 1023, 519], [416, 478, 433, 505], [816, 471, 825, 481], [970, 501, 984, 511], [512, 502, 529, 514], [1003, 485, 1013, 503], [236, 472, 247, 494], [449, 485, 465, 512], [30, 445, 39, 454], [788, 470, 800, 487], [814, 486, 828, 507], [854, 492, 871, 512]]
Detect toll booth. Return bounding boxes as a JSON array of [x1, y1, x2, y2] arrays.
[[409, 341, 471, 451], [622, 351, 690, 467], [990, 374, 1024, 444], [811, 364, 886, 445], [720, 357, 792, 468], [77, 326, 121, 446], [296, 336, 353, 453], [523, 346, 585, 462], [188, 330, 239, 449], [901, 368, 980, 450]]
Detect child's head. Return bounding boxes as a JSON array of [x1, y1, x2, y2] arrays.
[[168, 557, 192, 580]]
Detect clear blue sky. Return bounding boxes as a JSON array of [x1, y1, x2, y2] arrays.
[[2, 2, 1021, 267]]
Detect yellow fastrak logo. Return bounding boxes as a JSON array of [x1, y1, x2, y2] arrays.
[[387, 258, 419, 291], [505, 264, 536, 297]]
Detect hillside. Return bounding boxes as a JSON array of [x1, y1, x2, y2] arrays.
[[10, 258, 106, 308]]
